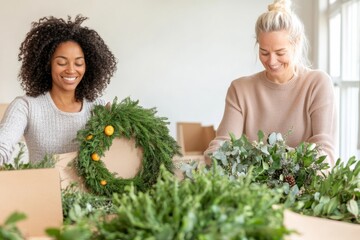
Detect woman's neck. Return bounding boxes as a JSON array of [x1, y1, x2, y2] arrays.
[[49, 91, 82, 113]]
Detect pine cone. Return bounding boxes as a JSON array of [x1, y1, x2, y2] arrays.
[[284, 175, 296, 187]]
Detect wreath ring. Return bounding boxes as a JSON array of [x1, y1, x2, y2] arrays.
[[75, 97, 180, 196]]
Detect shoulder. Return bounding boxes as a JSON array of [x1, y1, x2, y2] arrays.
[[4, 94, 46, 119], [224, 72, 263, 101], [301, 68, 333, 87], [300, 68, 334, 102], [83, 97, 106, 112], [8, 94, 45, 108], [94, 98, 106, 106], [88, 97, 106, 106], [230, 72, 263, 89]]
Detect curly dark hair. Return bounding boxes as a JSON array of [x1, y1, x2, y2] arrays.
[[18, 15, 117, 101]]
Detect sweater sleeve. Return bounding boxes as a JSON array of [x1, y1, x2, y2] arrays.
[[307, 72, 337, 166], [0, 97, 29, 165], [204, 82, 244, 161]]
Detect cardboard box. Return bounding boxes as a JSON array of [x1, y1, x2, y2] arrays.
[[176, 122, 215, 155], [284, 209, 360, 239], [0, 168, 63, 239], [100, 138, 142, 179], [0, 103, 9, 120], [55, 151, 86, 191]]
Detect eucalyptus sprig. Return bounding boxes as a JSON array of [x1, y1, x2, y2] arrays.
[[210, 131, 330, 192], [292, 156, 360, 223]]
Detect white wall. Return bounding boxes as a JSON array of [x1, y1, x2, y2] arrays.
[[0, 0, 313, 137]]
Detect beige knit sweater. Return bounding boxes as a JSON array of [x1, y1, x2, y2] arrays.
[[205, 67, 337, 166], [0, 92, 104, 165]]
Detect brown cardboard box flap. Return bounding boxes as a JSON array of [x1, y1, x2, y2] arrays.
[[101, 138, 142, 178], [0, 168, 63, 238], [176, 122, 215, 155], [284, 209, 360, 239], [55, 151, 86, 191], [54, 138, 143, 191]]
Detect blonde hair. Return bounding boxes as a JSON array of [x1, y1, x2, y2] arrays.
[[255, 0, 310, 68]]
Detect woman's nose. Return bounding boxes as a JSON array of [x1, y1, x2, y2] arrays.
[[269, 54, 277, 65], [66, 64, 76, 73]]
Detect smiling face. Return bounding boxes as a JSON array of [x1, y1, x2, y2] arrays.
[[50, 41, 86, 95], [258, 30, 296, 84]]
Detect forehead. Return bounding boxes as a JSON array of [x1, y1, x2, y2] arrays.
[[53, 41, 84, 57], [258, 30, 292, 50]]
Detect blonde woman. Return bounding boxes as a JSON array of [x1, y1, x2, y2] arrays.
[[205, 0, 336, 166]]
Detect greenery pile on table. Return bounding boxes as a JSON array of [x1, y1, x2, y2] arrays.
[[1, 164, 290, 240], [1, 98, 360, 239], [2, 132, 360, 239], [207, 131, 360, 224]]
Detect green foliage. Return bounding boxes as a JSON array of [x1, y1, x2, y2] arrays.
[[49, 164, 289, 239], [47, 185, 116, 240], [76, 97, 181, 196], [61, 183, 115, 223], [0, 212, 26, 240], [3, 119, 360, 239], [0, 143, 56, 171], [210, 131, 329, 192], [95, 164, 289, 240], [207, 131, 360, 224], [292, 156, 360, 223]]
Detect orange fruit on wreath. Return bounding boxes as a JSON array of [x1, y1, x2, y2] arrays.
[[86, 134, 93, 140], [91, 153, 100, 161], [104, 125, 114, 136], [100, 180, 107, 186]]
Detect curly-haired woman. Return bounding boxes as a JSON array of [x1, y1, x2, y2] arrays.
[[0, 15, 117, 165]]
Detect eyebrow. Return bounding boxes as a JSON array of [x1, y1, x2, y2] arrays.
[[259, 47, 287, 52], [54, 56, 85, 60]]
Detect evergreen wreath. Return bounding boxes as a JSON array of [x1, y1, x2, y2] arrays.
[[75, 97, 181, 196]]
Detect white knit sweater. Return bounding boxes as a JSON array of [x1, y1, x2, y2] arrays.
[[0, 92, 105, 164]]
